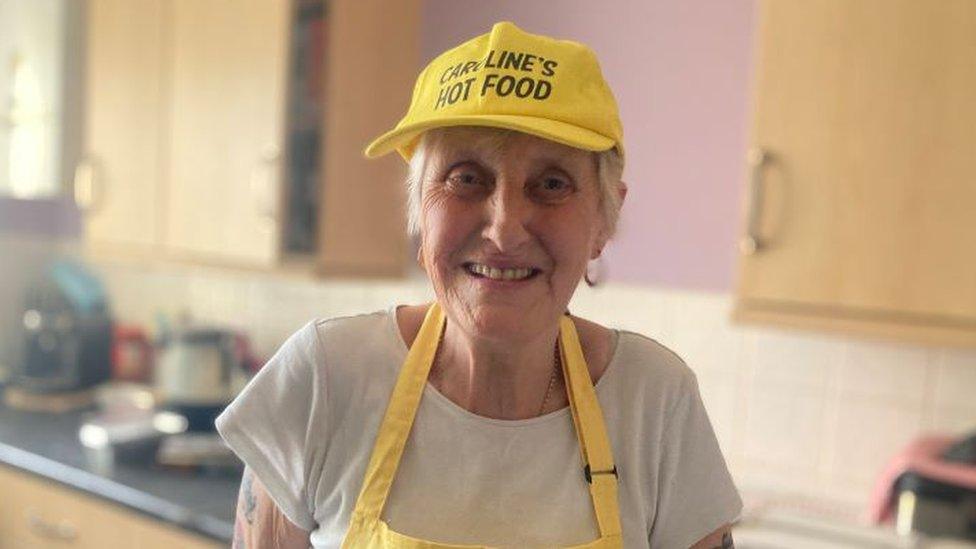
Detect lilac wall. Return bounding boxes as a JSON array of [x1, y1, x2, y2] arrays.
[[421, 1, 757, 291]]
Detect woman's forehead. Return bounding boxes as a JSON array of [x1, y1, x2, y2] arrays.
[[426, 127, 592, 165]]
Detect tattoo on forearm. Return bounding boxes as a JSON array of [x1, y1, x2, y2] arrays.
[[709, 532, 734, 549], [242, 471, 257, 524]]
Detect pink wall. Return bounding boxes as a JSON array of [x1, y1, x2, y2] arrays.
[[421, 1, 757, 291]]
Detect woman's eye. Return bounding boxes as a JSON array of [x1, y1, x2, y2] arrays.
[[444, 165, 490, 196], [447, 171, 482, 186], [532, 176, 575, 200], [543, 178, 567, 191]]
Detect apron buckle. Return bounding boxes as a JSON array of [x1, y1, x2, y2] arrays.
[[584, 464, 618, 484]]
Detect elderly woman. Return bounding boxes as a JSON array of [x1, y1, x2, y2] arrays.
[[217, 22, 741, 548]]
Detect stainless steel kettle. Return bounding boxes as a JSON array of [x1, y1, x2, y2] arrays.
[[154, 328, 250, 431]]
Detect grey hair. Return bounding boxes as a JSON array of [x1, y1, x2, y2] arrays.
[[404, 127, 625, 238]]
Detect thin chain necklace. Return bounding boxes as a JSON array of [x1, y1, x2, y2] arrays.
[[537, 343, 562, 415], [430, 323, 562, 417]]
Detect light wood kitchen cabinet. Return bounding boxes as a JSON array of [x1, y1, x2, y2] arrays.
[[80, 0, 166, 253], [80, 0, 421, 275], [0, 464, 221, 549], [733, 0, 976, 347], [316, 0, 419, 276], [82, 0, 287, 268], [164, 0, 288, 267]]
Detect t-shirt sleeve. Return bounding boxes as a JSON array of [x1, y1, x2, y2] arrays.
[[215, 321, 322, 532], [649, 370, 743, 548]]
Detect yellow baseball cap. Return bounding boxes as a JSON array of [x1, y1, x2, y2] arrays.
[[364, 21, 624, 161]]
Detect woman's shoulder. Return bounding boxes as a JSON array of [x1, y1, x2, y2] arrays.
[[308, 307, 394, 342], [566, 313, 693, 378], [267, 309, 400, 375], [604, 327, 699, 398]]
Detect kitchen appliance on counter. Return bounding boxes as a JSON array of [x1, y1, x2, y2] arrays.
[[154, 327, 252, 432], [895, 473, 976, 542], [79, 407, 189, 474], [870, 433, 976, 544], [11, 260, 112, 398], [77, 382, 242, 474], [156, 432, 242, 474], [894, 433, 976, 542]]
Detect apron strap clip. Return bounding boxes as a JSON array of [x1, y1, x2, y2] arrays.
[[584, 464, 618, 484]]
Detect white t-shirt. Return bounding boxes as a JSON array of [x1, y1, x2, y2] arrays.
[[215, 307, 742, 548]]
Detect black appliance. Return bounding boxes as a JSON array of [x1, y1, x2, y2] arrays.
[[16, 260, 113, 393], [894, 432, 976, 541]]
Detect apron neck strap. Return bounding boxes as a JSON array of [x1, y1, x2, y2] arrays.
[[352, 303, 445, 522], [558, 314, 622, 537]]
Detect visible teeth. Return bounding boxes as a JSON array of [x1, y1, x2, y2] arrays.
[[466, 263, 533, 280]]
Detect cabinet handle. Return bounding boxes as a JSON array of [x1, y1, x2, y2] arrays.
[[26, 507, 78, 541], [73, 158, 100, 213], [739, 147, 768, 255]]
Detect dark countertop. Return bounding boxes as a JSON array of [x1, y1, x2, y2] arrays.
[[0, 397, 238, 543]]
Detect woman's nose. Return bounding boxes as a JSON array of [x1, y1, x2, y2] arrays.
[[482, 184, 532, 251]]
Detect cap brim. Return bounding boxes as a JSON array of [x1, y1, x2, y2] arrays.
[[364, 114, 617, 161]]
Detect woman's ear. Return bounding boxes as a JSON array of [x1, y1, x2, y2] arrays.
[[618, 180, 628, 205]]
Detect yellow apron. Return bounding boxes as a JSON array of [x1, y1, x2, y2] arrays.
[[342, 302, 623, 548]]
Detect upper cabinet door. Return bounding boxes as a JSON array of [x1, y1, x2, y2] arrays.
[[316, 0, 419, 277], [164, 0, 288, 267], [82, 0, 165, 251], [737, 0, 976, 343]]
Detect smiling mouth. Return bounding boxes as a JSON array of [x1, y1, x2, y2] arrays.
[[463, 262, 541, 281]]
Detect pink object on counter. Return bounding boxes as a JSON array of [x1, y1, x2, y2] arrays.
[[866, 435, 976, 524], [112, 325, 153, 383]]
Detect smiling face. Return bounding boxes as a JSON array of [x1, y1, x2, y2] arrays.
[[417, 127, 610, 344]]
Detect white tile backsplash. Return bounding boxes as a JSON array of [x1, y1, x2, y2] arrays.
[[749, 330, 843, 396], [934, 348, 976, 409], [839, 340, 935, 407], [90, 260, 976, 521], [743, 389, 826, 473], [664, 290, 744, 376], [827, 398, 925, 492], [929, 404, 976, 435]]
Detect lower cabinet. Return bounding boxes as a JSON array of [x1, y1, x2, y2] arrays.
[[0, 465, 223, 549]]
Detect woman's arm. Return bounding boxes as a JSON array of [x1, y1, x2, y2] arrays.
[[690, 524, 734, 548], [232, 466, 311, 549]]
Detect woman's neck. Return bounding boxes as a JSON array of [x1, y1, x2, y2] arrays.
[[431, 321, 565, 420]]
